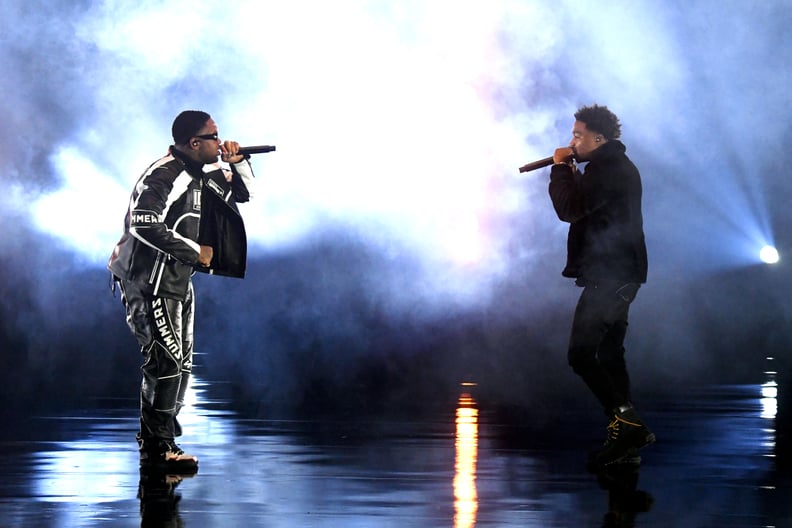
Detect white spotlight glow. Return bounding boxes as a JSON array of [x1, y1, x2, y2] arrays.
[[759, 245, 779, 264]]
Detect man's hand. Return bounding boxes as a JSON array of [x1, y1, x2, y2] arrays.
[[198, 245, 214, 267], [553, 147, 574, 165], [220, 140, 245, 164]]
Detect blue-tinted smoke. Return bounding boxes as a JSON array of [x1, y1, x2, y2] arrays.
[[1, 0, 790, 410]]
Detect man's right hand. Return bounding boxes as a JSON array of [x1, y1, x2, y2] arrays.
[[553, 147, 574, 165], [198, 245, 214, 267]]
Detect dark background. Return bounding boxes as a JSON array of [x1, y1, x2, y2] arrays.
[[0, 1, 790, 419]]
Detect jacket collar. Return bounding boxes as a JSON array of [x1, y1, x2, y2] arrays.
[[589, 139, 626, 162], [169, 146, 205, 178]]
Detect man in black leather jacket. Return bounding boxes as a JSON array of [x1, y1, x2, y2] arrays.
[[108, 110, 255, 471], [549, 104, 654, 470]]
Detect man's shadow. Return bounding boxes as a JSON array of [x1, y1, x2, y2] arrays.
[[138, 467, 195, 528], [595, 462, 654, 528]]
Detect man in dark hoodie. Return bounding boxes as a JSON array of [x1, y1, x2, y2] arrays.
[[548, 104, 654, 469], [108, 110, 255, 472]]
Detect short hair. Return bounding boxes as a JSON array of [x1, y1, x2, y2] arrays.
[[574, 104, 621, 140], [171, 110, 211, 145]]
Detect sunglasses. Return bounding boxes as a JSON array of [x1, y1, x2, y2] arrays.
[[193, 133, 219, 141]]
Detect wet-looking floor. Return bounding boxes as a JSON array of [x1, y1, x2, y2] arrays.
[[0, 377, 790, 527]]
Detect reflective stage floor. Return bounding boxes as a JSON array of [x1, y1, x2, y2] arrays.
[[1, 379, 789, 527]]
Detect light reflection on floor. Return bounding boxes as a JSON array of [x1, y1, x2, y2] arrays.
[[0, 376, 789, 527], [454, 388, 479, 528]]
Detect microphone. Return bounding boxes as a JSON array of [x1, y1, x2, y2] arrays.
[[518, 156, 554, 173], [518, 152, 575, 173], [238, 145, 276, 155]]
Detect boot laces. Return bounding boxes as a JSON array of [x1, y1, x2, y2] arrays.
[[606, 415, 642, 443], [606, 418, 621, 442]]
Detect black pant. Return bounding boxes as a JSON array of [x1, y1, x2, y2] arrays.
[[567, 280, 640, 414], [119, 280, 194, 441]]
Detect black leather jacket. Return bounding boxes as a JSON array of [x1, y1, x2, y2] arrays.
[[549, 140, 647, 284], [108, 147, 255, 300]]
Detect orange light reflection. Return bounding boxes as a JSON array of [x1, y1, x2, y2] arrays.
[[454, 393, 478, 528]]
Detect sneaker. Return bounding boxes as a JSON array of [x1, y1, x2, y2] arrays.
[[139, 438, 199, 472], [591, 406, 655, 469]]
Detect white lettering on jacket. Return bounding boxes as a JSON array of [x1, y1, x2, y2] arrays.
[[131, 213, 159, 224]]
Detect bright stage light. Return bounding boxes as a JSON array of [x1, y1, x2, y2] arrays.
[[759, 245, 779, 264]]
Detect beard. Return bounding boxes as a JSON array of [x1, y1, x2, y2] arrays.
[[200, 150, 220, 165]]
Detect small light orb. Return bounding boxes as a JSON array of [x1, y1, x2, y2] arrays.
[[759, 245, 779, 264]]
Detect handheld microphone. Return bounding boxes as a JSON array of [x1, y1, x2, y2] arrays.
[[238, 145, 277, 155], [518, 156, 554, 173], [518, 152, 575, 173]]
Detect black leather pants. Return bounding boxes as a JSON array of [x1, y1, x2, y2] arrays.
[[119, 280, 194, 441]]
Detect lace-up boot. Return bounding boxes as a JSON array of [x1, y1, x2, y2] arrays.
[[590, 404, 655, 469]]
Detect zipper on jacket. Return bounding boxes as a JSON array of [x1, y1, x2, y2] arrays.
[[149, 251, 165, 292]]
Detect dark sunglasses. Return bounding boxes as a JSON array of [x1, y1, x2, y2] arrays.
[[193, 133, 219, 141]]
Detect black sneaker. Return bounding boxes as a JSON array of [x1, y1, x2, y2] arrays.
[[139, 438, 199, 473], [591, 406, 655, 469]]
